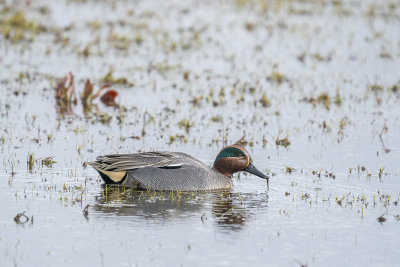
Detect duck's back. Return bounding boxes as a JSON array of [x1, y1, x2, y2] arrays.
[[89, 152, 232, 191]]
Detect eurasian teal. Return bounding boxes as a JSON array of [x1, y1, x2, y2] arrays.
[[89, 145, 267, 191]]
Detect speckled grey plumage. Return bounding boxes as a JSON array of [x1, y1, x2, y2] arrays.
[[90, 152, 233, 191]]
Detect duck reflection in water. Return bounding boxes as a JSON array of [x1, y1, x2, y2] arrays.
[[91, 185, 268, 231]]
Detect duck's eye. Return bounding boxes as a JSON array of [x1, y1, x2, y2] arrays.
[[236, 152, 246, 158]]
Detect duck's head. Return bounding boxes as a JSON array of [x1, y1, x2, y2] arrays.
[[213, 145, 267, 179]]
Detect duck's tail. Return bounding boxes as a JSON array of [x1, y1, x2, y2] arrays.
[[88, 161, 127, 184]]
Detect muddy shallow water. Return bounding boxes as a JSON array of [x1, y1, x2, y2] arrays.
[[1, 0, 400, 266]]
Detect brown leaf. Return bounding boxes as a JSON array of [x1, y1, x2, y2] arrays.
[[91, 83, 112, 101], [55, 76, 67, 98], [82, 79, 93, 104], [55, 72, 74, 101]]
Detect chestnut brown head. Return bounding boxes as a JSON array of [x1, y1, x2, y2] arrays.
[[213, 145, 267, 179]]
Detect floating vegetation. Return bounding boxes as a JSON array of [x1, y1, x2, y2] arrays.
[[262, 135, 267, 147], [379, 167, 384, 178], [100, 68, 134, 86], [259, 92, 271, 108], [285, 166, 294, 174], [377, 215, 387, 224], [339, 117, 348, 131], [41, 157, 56, 168], [178, 118, 194, 133], [336, 196, 344, 206], [108, 33, 131, 51], [244, 22, 256, 31], [267, 71, 288, 84], [235, 136, 254, 147], [27, 154, 57, 170], [169, 134, 188, 144], [379, 52, 392, 59], [389, 84, 399, 93], [276, 135, 290, 147], [27, 153, 35, 171], [315, 93, 330, 110], [190, 95, 203, 107], [0, 10, 45, 42], [312, 53, 332, 62], [368, 83, 384, 92], [210, 115, 223, 123], [303, 93, 331, 110], [334, 88, 342, 106]]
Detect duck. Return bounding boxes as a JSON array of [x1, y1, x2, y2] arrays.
[[89, 145, 267, 191]]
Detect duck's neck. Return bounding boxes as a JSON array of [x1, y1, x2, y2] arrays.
[[213, 167, 232, 178], [213, 158, 237, 178]]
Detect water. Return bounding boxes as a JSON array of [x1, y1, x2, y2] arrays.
[[1, 0, 400, 266]]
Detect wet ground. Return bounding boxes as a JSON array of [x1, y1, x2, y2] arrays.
[[1, 0, 400, 266]]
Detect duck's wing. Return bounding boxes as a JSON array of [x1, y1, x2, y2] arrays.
[[88, 152, 198, 183], [90, 152, 197, 171]]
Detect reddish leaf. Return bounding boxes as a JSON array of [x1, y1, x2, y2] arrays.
[[55, 72, 75, 101], [100, 90, 118, 106]]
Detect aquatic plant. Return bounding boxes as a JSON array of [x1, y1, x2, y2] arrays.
[[55, 72, 75, 104], [0, 10, 44, 42], [259, 92, 271, 108], [276, 135, 290, 147], [100, 68, 134, 86]]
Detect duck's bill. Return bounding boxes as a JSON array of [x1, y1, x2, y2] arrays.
[[244, 162, 268, 179]]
